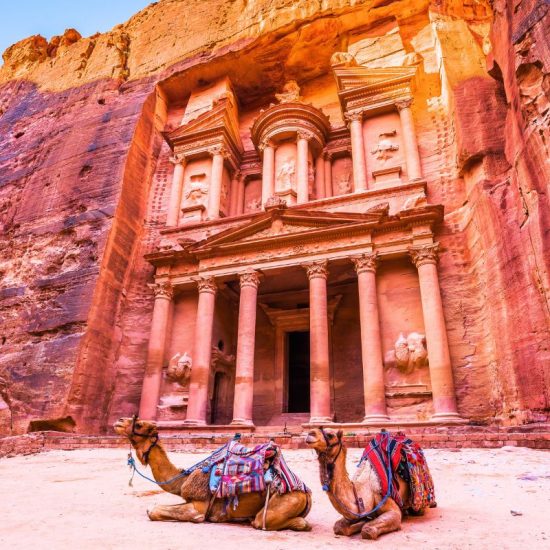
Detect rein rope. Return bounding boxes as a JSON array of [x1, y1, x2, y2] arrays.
[[318, 429, 394, 522]]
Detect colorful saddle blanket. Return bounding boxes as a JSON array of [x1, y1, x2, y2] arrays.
[[202, 439, 309, 499], [359, 431, 436, 512]]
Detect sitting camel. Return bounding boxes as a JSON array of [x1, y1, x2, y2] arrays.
[[114, 417, 312, 531], [306, 427, 434, 540]]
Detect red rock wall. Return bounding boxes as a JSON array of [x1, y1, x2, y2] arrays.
[[1, 0, 548, 434]]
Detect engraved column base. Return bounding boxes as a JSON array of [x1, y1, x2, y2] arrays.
[[182, 419, 207, 426], [309, 416, 333, 425], [430, 412, 467, 424], [362, 414, 391, 425], [230, 418, 255, 427]]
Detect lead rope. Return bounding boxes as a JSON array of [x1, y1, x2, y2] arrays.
[[261, 483, 271, 530]]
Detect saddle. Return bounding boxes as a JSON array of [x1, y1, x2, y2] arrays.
[[360, 431, 436, 512]]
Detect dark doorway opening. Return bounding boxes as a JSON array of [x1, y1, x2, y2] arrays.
[[287, 331, 310, 413]]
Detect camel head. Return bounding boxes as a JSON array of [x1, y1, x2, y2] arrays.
[[113, 416, 159, 465], [305, 427, 344, 456]]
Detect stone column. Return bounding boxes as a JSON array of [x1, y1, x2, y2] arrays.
[[315, 154, 325, 200], [229, 170, 241, 217], [166, 156, 186, 227], [207, 146, 226, 220], [231, 270, 261, 426], [139, 281, 173, 420], [397, 99, 422, 180], [303, 260, 332, 424], [260, 139, 275, 207], [324, 151, 333, 197], [184, 277, 217, 425], [296, 131, 310, 204], [351, 253, 390, 423], [346, 111, 368, 192], [409, 244, 461, 421], [236, 174, 245, 215]]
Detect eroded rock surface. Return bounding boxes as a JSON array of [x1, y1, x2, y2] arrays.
[[0, 0, 548, 434]]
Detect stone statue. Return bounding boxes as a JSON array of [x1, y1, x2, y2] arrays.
[[402, 194, 427, 210], [371, 130, 399, 161], [275, 80, 302, 103], [246, 197, 262, 211], [166, 352, 192, 386], [185, 183, 208, 205], [394, 332, 428, 374], [336, 171, 352, 195], [277, 159, 296, 189]]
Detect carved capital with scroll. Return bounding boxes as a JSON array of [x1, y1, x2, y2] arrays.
[[149, 280, 174, 300], [409, 243, 439, 268], [302, 259, 329, 280], [395, 98, 414, 111], [239, 269, 261, 289], [195, 276, 218, 295], [351, 252, 379, 275]]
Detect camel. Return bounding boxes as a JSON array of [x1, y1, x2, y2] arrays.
[[306, 427, 430, 540], [114, 417, 312, 531]]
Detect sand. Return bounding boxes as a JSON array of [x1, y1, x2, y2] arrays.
[[1, 446, 549, 549]]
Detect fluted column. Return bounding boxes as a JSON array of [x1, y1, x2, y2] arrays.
[[184, 277, 217, 425], [166, 156, 186, 226], [315, 154, 325, 199], [236, 173, 245, 215], [397, 99, 422, 180], [207, 146, 226, 220], [139, 281, 174, 420], [346, 111, 368, 192], [296, 131, 310, 204], [228, 170, 240, 217], [231, 270, 261, 426], [409, 244, 461, 421], [324, 151, 333, 197], [352, 253, 390, 423], [303, 260, 332, 424], [260, 139, 275, 207]]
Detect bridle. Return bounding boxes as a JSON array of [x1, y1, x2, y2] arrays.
[[129, 414, 159, 465], [317, 426, 343, 491]]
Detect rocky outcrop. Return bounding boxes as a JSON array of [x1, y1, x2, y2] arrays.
[[0, 0, 548, 434]]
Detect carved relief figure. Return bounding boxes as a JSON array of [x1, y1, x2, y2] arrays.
[[185, 174, 208, 205], [330, 51, 357, 67], [393, 332, 428, 374], [166, 352, 193, 386], [371, 130, 399, 162], [336, 171, 352, 195], [246, 197, 262, 212], [277, 159, 296, 190], [308, 161, 315, 197], [275, 80, 302, 103]]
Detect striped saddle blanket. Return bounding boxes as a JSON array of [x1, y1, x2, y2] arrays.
[[359, 431, 436, 512], [206, 439, 309, 499]]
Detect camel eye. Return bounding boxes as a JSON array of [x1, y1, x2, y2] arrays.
[[136, 422, 142, 428]]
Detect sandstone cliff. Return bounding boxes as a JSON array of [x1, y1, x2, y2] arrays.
[[0, 0, 548, 433]]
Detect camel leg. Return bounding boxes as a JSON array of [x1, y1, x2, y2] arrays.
[[251, 493, 312, 532], [333, 517, 366, 536], [147, 502, 205, 523], [360, 499, 402, 540]]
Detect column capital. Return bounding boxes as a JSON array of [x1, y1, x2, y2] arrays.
[[396, 97, 414, 111], [297, 130, 314, 142], [148, 281, 173, 300], [232, 169, 242, 182], [409, 243, 439, 268], [351, 252, 379, 274], [208, 145, 230, 159], [323, 150, 333, 161], [169, 154, 187, 166], [344, 110, 364, 125], [302, 259, 329, 280], [259, 138, 275, 153], [239, 269, 261, 289], [194, 276, 218, 294]]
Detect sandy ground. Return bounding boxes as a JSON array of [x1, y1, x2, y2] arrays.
[[1, 446, 549, 549]]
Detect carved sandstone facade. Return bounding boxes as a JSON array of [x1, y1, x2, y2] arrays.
[[0, 1, 548, 434]]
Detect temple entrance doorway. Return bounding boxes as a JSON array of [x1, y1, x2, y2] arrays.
[[210, 372, 230, 425], [286, 331, 310, 413]]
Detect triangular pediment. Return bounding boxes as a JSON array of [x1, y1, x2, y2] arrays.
[[334, 66, 417, 94], [189, 207, 384, 254], [164, 97, 243, 152]]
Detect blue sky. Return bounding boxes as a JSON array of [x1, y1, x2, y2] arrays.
[[0, 0, 152, 58]]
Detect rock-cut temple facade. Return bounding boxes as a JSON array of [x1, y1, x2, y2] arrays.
[[0, 0, 548, 435]]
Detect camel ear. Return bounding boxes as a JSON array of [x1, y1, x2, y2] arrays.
[[337, 429, 344, 441]]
